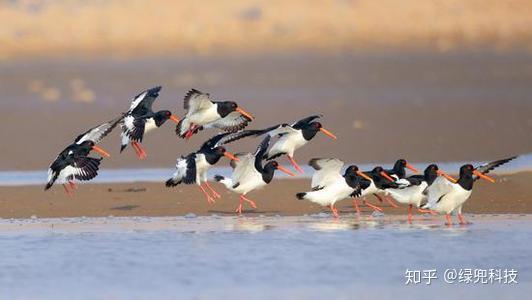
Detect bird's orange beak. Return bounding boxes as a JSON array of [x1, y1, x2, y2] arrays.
[[357, 171, 373, 181], [319, 128, 337, 140], [170, 115, 180, 124], [277, 165, 296, 177], [92, 145, 110, 157], [473, 170, 496, 183], [380, 171, 395, 182], [236, 107, 254, 120], [437, 170, 457, 183], [223, 151, 239, 161], [405, 163, 418, 173]]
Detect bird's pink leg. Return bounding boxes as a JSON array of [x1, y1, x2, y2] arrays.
[[407, 204, 413, 224], [418, 208, 438, 215], [457, 213, 467, 225], [374, 194, 398, 208], [68, 181, 77, 190], [445, 214, 452, 226], [363, 199, 383, 212], [235, 197, 243, 215], [198, 185, 215, 204], [184, 123, 197, 140], [131, 142, 146, 159], [240, 195, 257, 209], [204, 182, 221, 199], [287, 155, 304, 174], [63, 184, 73, 196], [330, 204, 339, 218], [352, 199, 361, 214]]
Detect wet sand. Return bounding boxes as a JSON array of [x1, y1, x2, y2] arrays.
[[0, 172, 530, 219]]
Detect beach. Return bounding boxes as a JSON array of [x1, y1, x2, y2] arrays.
[[1, 172, 530, 219]]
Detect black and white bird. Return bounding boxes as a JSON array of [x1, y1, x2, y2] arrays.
[[214, 136, 295, 215], [422, 156, 516, 225], [120, 86, 179, 159], [352, 166, 399, 213], [165, 131, 257, 204], [245, 115, 337, 174], [175, 89, 254, 139], [295, 158, 373, 218], [45, 115, 123, 194], [386, 164, 456, 223], [377, 159, 420, 208]]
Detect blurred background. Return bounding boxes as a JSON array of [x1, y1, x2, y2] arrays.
[[1, 0, 531, 170]]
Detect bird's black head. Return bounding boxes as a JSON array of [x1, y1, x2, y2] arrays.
[[217, 101, 239, 118], [424, 164, 439, 184], [460, 164, 475, 177], [395, 159, 407, 168], [372, 166, 384, 173], [204, 146, 227, 165], [154, 110, 179, 127], [301, 122, 322, 140], [262, 161, 280, 183], [344, 165, 359, 176]]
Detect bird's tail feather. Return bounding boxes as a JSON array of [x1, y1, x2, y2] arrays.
[[214, 175, 233, 189], [296, 192, 307, 200]]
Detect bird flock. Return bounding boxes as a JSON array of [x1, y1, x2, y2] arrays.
[[46, 86, 516, 225]]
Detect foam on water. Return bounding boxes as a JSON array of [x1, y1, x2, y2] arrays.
[[1, 153, 531, 186], [0, 215, 531, 299]]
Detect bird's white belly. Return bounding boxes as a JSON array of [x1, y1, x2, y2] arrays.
[[189, 106, 219, 125], [233, 171, 265, 195], [144, 118, 157, 133], [195, 154, 210, 183], [360, 180, 379, 197], [387, 182, 427, 206], [269, 132, 307, 157], [304, 181, 353, 206], [433, 186, 472, 214]]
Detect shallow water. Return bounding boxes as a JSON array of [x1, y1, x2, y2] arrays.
[[1, 154, 530, 186], [0, 215, 531, 299]]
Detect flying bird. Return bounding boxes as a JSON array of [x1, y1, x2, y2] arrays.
[[296, 158, 372, 218], [422, 156, 516, 225], [245, 115, 337, 174], [120, 86, 179, 159], [45, 115, 122, 194], [175, 89, 253, 139], [214, 136, 295, 215], [385, 164, 456, 223], [165, 131, 257, 204]]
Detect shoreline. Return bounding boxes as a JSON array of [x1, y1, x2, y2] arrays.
[[1, 172, 531, 219]]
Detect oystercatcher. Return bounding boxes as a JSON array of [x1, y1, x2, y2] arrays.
[[422, 156, 516, 225], [175, 89, 254, 139], [377, 159, 420, 208], [386, 164, 456, 223], [246, 115, 337, 174], [352, 166, 399, 213], [295, 158, 372, 218], [165, 131, 257, 204], [214, 136, 295, 215], [120, 86, 179, 159], [45, 115, 123, 194]]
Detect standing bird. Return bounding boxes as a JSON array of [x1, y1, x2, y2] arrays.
[[378, 159, 420, 208], [386, 164, 456, 223], [175, 89, 254, 139], [422, 156, 516, 225], [165, 131, 256, 204], [352, 166, 399, 213], [246, 115, 337, 174], [214, 136, 295, 215], [120, 86, 180, 159], [45, 116, 122, 194], [295, 158, 373, 218]]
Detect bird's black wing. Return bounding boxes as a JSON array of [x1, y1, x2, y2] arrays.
[[66, 156, 102, 182], [254, 135, 271, 170], [474, 156, 517, 181], [75, 114, 124, 145], [183, 154, 197, 184], [122, 117, 146, 143], [291, 115, 322, 130], [200, 130, 258, 151], [405, 175, 425, 186], [129, 86, 161, 116]]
